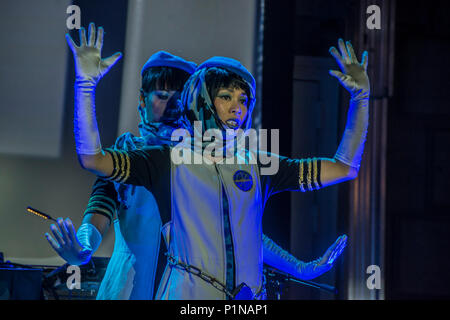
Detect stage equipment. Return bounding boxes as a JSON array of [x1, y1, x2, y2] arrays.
[[263, 266, 337, 300]]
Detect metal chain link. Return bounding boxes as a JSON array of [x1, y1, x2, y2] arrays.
[[166, 253, 236, 298]]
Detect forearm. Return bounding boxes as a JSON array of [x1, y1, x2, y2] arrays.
[[74, 213, 109, 259], [74, 176, 120, 258], [262, 234, 311, 280], [74, 80, 101, 155], [77, 205, 107, 256], [82, 212, 111, 236], [318, 92, 369, 186], [81, 177, 120, 235], [334, 90, 370, 170], [77, 151, 113, 177], [263, 235, 332, 280], [73, 81, 113, 176], [320, 158, 358, 187]]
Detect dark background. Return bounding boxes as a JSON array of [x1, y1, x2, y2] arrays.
[[262, 0, 450, 299]]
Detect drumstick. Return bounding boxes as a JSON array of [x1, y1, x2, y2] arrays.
[[26, 206, 57, 222]]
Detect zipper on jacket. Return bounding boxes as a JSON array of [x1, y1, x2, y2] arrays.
[[214, 163, 236, 299]]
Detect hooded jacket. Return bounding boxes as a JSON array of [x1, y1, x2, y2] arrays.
[[101, 57, 320, 299]]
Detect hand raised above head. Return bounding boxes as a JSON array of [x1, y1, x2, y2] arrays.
[[66, 22, 122, 84], [329, 39, 370, 98]]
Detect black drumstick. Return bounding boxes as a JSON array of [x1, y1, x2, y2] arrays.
[[26, 206, 57, 222]]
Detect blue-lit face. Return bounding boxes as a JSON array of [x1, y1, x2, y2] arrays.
[[141, 89, 177, 122], [213, 87, 248, 130]]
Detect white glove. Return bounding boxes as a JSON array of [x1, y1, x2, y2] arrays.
[[66, 22, 122, 155], [263, 234, 347, 280], [296, 235, 348, 280], [329, 39, 370, 169], [45, 218, 102, 266]]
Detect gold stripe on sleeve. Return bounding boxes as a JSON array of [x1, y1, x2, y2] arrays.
[[299, 160, 305, 192], [110, 151, 120, 180], [87, 198, 116, 215], [119, 151, 131, 183], [116, 151, 126, 182], [313, 158, 320, 190]]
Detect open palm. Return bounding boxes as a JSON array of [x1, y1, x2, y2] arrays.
[[316, 234, 348, 268], [66, 22, 122, 83], [329, 39, 370, 97], [45, 218, 92, 266]]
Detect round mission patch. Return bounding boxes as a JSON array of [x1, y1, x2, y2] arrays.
[[233, 170, 253, 192]]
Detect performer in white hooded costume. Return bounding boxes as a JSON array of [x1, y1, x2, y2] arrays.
[[48, 25, 346, 299]]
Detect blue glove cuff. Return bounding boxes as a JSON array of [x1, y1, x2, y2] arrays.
[[76, 223, 102, 254]]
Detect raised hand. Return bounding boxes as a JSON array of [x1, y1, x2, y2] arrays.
[[45, 218, 92, 266], [329, 39, 370, 98], [66, 22, 122, 84], [318, 234, 347, 266], [295, 235, 347, 280]]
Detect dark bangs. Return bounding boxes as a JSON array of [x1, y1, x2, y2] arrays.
[[141, 66, 191, 93], [205, 67, 251, 102]]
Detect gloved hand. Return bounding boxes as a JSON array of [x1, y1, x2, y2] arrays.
[[66, 22, 122, 84], [329, 39, 370, 169], [45, 218, 101, 266], [67, 23, 122, 155], [329, 39, 370, 99], [262, 234, 347, 281], [297, 234, 348, 280]]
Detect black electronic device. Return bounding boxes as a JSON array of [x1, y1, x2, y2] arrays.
[[0, 266, 43, 300]]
